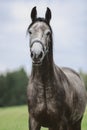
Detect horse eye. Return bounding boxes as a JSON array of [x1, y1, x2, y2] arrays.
[[29, 30, 32, 35], [46, 31, 50, 36]]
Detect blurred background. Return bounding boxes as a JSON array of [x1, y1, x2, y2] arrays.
[[0, 0, 87, 107]]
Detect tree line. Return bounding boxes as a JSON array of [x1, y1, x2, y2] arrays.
[[0, 68, 28, 107], [0, 68, 87, 107]]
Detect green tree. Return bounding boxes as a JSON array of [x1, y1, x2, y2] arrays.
[[0, 68, 28, 107]]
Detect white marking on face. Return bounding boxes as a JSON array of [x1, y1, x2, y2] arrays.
[[29, 22, 50, 39], [31, 42, 43, 56], [29, 21, 51, 63]]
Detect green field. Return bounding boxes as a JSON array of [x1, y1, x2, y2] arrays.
[[0, 105, 87, 130]]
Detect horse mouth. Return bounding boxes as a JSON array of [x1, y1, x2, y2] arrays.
[[32, 60, 42, 65]]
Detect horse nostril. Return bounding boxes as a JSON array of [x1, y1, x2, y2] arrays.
[[38, 51, 43, 59], [31, 50, 43, 61], [31, 51, 33, 58]]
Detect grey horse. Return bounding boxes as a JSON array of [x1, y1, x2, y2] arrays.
[[27, 7, 87, 130]]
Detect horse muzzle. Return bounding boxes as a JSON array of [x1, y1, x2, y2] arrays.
[[30, 41, 45, 65]]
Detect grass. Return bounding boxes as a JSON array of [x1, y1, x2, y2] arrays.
[[82, 107, 87, 130], [0, 105, 86, 130]]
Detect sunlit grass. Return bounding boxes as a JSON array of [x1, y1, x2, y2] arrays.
[[0, 106, 28, 130], [82, 107, 87, 130]]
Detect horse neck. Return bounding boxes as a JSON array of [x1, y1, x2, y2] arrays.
[[31, 40, 54, 83]]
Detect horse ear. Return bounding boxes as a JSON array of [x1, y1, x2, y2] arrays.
[[31, 6, 37, 22], [45, 7, 51, 23]]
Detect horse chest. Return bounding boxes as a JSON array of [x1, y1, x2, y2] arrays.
[[28, 82, 61, 118]]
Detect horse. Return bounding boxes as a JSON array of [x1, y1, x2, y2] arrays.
[[27, 7, 87, 130]]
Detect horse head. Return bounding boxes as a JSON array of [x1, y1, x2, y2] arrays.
[[28, 7, 52, 65]]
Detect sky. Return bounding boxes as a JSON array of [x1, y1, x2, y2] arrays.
[[0, 0, 87, 74]]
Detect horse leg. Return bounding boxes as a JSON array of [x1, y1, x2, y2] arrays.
[[69, 117, 83, 130], [49, 128, 53, 130], [49, 128, 58, 130], [48, 127, 59, 130], [48, 127, 66, 130], [49, 121, 68, 130], [29, 116, 41, 130], [48, 126, 60, 130]]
